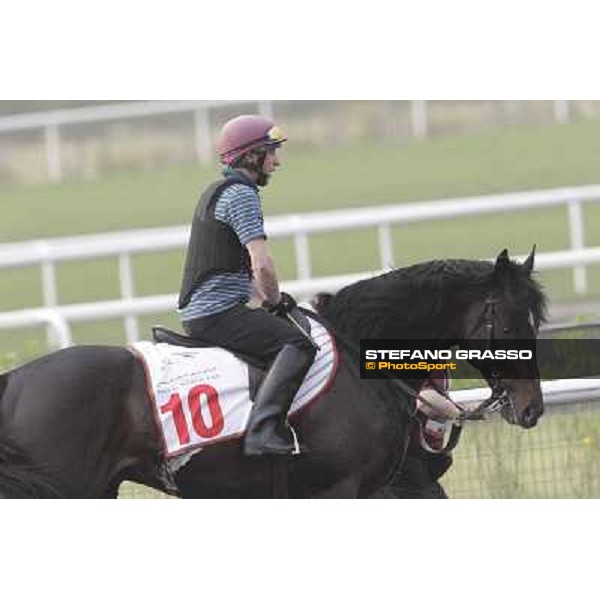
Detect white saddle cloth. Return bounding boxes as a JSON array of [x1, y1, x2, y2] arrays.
[[131, 316, 338, 457]]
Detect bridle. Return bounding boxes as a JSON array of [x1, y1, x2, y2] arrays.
[[307, 294, 529, 454], [456, 295, 515, 421], [416, 295, 516, 453]]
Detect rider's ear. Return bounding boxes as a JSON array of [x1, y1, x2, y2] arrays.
[[522, 245, 536, 275], [494, 249, 510, 273]]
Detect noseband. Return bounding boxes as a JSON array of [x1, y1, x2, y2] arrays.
[[423, 296, 516, 425]]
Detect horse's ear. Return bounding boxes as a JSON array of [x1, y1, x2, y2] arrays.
[[522, 245, 536, 275], [494, 249, 510, 273]]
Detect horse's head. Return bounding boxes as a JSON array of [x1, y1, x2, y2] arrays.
[[311, 249, 547, 429], [459, 247, 546, 429]]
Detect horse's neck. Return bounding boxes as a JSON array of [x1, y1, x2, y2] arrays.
[[324, 290, 459, 345]]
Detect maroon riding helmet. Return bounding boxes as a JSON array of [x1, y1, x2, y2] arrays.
[[217, 114, 287, 165]]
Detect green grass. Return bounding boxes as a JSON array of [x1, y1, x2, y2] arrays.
[[2, 118, 600, 359], [115, 402, 600, 499], [443, 402, 600, 498], [3, 118, 600, 240]]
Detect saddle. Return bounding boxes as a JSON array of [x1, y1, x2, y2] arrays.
[[133, 313, 337, 461], [152, 307, 313, 371]]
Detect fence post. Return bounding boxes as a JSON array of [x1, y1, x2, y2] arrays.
[[554, 100, 571, 124], [41, 309, 72, 349], [119, 252, 139, 342], [39, 241, 60, 346], [258, 100, 274, 119], [194, 108, 212, 164], [567, 200, 587, 294], [294, 231, 312, 280], [411, 100, 428, 138], [378, 224, 394, 269], [41, 263, 58, 308], [45, 122, 62, 182]]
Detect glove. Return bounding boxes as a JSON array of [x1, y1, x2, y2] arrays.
[[262, 291, 297, 317]]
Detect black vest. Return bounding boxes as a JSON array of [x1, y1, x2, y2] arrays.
[[178, 174, 257, 309]]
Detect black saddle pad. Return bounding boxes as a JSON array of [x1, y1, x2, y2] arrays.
[[151, 325, 266, 369], [152, 326, 211, 349], [152, 307, 312, 361]]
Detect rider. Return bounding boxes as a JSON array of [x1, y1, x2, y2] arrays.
[[178, 114, 317, 457]]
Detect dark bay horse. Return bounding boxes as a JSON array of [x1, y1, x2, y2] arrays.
[[314, 248, 547, 499], [0, 249, 546, 498], [0, 438, 60, 498]]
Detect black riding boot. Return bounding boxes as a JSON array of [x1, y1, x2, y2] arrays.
[[244, 344, 315, 456]]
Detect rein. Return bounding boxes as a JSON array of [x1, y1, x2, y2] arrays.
[[303, 305, 489, 455], [412, 297, 513, 454], [308, 294, 517, 455], [307, 283, 536, 454]]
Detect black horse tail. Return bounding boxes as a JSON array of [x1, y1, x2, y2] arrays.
[[0, 436, 61, 498]]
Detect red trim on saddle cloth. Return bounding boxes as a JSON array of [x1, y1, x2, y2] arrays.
[[127, 345, 169, 457]]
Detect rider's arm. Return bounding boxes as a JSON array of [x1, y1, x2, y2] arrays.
[[222, 184, 280, 305], [248, 279, 265, 306], [246, 238, 280, 306]]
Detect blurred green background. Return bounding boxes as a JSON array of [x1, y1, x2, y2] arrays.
[[3, 115, 600, 362], [1, 100, 600, 498]]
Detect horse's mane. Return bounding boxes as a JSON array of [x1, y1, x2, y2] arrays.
[[313, 258, 547, 340]]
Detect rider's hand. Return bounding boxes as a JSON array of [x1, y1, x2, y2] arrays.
[[277, 291, 297, 313], [262, 291, 297, 317]]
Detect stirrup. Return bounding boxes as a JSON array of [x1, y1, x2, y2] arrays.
[[244, 424, 303, 457], [289, 424, 301, 455]]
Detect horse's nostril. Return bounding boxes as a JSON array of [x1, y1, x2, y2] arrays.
[[522, 405, 540, 428]]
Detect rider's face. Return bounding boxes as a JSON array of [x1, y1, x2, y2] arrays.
[[262, 147, 281, 174], [241, 146, 282, 187]]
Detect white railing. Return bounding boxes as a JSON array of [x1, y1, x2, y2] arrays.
[[1, 184, 599, 349], [1, 250, 600, 350], [2, 184, 599, 341], [452, 379, 600, 407], [0, 101, 575, 182], [410, 101, 574, 138], [0, 297, 597, 408], [0, 100, 274, 182], [0, 280, 598, 409]]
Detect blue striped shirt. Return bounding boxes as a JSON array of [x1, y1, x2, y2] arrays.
[[179, 177, 266, 321]]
